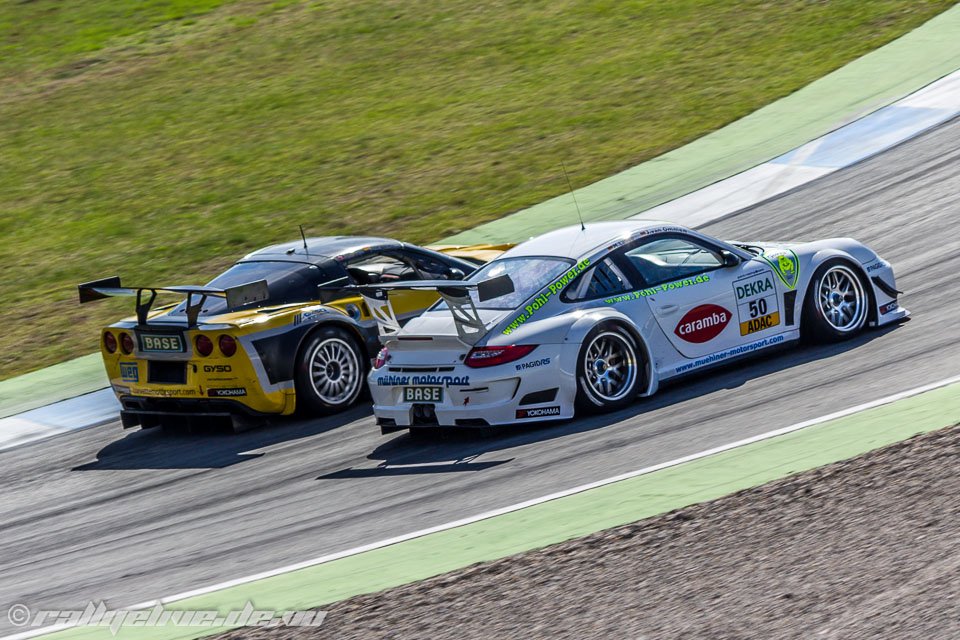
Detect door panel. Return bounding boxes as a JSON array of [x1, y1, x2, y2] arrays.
[[644, 268, 740, 359]]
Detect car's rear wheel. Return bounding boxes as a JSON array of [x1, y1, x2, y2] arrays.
[[295, 326, 365, 415], [803, 260, 869, 343], [575, 324, 642, 413]]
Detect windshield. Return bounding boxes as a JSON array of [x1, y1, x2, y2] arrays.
[[438, 256, 574, 310], [172, 261, 329, 316]]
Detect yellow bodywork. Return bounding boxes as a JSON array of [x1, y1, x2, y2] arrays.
[[429, 243, 515, 265], [100, 285, 472, 419]]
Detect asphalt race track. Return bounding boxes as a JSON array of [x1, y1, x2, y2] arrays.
[[2, 116, 959, 634]]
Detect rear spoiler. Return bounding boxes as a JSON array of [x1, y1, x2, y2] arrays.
[[78, 276, 269, 327], [353, 274, 514, 345]]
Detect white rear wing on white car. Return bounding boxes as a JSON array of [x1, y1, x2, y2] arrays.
[[355, 275, 513, 345]]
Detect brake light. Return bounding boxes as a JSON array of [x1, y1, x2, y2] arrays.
[[464, 344, 537, 368], [119, 332, 134, 354], [103, 331, 117, 354], [195, 334, 214, 357], [218, 335, 237, 357], [373, 347, 390, 369]]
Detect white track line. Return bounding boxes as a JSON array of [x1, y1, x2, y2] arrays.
[[7, 373, 959, 640]]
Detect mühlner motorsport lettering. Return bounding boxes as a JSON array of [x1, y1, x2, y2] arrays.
[[376, 375, 470, 387]]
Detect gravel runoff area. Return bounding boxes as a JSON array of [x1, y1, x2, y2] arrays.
[[218, 425, 960, 640]]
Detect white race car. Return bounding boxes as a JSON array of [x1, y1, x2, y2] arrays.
[[360, 220, 908, 433]]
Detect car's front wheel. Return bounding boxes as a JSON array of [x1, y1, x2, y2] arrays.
[[575, 324, 642, 414], [295, 326, 366, 415], [803, 259, 870, 343]]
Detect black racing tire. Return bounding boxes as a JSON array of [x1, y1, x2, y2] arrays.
[[802, 259, 871, 343], [295, 326, 366, 416], [575, 323, 643, 414]]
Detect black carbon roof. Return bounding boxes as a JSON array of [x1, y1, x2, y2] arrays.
[[239, 236, 404, 264]]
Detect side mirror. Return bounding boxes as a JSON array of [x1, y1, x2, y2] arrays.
[[446, 268, 466, 280], [721, 250, 741, 268]]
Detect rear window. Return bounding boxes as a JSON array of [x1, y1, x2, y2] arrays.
[[446, 256, 573, 310], [172, 261, 330, 316]]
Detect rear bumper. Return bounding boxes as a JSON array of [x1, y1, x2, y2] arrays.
[[117, 395, 275, 428], [368, 354, 576, 428]]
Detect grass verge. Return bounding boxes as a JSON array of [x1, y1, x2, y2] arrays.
[[0, 0, 954, 378]]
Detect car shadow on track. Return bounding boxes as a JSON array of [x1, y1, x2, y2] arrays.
[[73, 405, 371, 471], [319, 323, 906, 479]]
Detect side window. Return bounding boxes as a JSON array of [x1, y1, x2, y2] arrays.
[[402, 250, 462, 280], [345, 252, 418, 285], [624, 237, 722, 286], [564, 258, 632, 301]]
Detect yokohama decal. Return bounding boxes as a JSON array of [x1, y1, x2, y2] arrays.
[[674, 304, 731, 343]]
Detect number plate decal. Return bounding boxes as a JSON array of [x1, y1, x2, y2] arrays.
[[138, 333, 185, 353], [403, 386, 443, 403], [733, 272, 781, 336]]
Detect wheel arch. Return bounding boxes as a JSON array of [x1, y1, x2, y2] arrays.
[[294, 316, 374, 366], [805, 250, 878, 327], [563, 309, 658, 396], [292, 317, 371, 415]]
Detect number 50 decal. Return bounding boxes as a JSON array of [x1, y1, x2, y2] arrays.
[[735, 273, 781, 336], [748, 298, 769, 318]]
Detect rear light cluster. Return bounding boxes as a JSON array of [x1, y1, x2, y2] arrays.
[[103, 331, 135, 354], [103, 331, 238, 358], [219, 335, 237, 357], [373, 347, 390, 369], [195, 335, 214, 357], [464, 344, 537, 368], [195, 334, 238, 357]]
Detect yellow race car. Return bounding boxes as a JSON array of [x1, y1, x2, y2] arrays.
[[79, 236, 510, 431]]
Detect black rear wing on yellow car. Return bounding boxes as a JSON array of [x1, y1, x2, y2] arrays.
[[352, 274, 514, 345], [78, 276, 269, 327]]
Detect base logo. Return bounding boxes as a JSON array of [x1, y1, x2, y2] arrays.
[[674, 304, 731, 343], [208, 388, 247, 397], [879, 301, 898, 315], [516, 406, 561, 419]]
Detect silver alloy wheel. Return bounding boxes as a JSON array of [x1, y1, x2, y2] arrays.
[[581, 330, 638, 404], [308, 337, 361, 405], [817, 265, 867, 333]]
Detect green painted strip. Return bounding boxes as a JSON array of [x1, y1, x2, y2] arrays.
[[40, 382, 960, 640], [444, 4, 960, 244], [0, 354, 106, 419]]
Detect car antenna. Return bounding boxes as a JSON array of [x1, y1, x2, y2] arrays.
[[298, 224, 309, 255], [561, 160, 585, 231]]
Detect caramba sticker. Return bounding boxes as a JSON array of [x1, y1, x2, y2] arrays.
[[502, 259, 591, 335], [761, 248, 800, 289], [734, 272, 781, 336], [674, 304, 731, 343]]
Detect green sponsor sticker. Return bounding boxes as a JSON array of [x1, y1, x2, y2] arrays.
[[762, 249, 800, 289]]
